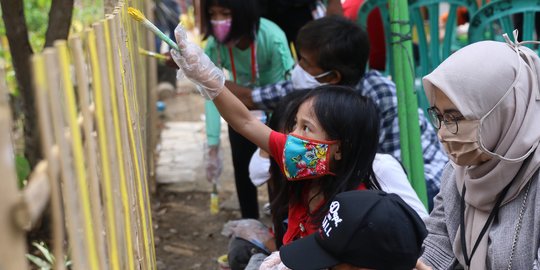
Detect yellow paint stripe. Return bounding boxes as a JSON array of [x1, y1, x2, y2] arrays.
[[128, 4, 158, 265], [126, 22, 157, 265], [86, 29, 121, 270], [117, 18, 152, 270], [104, 19, 136, 270], [55, 40, 100, 269]]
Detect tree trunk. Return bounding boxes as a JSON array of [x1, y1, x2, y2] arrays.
[[0, 0, 41, 168], [0, 0, 74, 168], [44, 0, 74, 47]]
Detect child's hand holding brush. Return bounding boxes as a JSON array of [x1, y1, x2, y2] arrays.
[[128, 7, 224, 99], [170, 24, 225, 100]]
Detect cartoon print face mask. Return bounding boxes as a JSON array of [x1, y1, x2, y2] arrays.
[[283, 134, 337, 181]]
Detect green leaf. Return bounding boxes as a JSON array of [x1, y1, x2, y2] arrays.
[[26, 254, 51, 269], [33, 242, 55, 264], [15, 155, 30, 188]]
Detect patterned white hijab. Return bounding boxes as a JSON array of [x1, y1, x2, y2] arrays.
[[423, 32, 540, 269]]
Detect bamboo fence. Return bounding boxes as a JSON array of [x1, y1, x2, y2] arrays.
[[0, 0, 159, 269]]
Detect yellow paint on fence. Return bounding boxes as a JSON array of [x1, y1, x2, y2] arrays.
[[104, 19, 137, 270], [86, 29, 122, 270], [116, 6, 156, 268], [55, 40, 100, 269], [117, 26, 154, 270], [68, 35, 108, 270]]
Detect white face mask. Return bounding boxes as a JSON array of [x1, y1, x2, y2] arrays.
[[290, 64, 332, 89], [249, 149, 271, 186]]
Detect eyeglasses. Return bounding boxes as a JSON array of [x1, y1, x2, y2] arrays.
[[427, 107, 465, 134]]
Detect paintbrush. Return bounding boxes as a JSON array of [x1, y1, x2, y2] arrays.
[[210, 181, 219, 215], [138, 48, 167, 60], [128, 7, 180, 51]]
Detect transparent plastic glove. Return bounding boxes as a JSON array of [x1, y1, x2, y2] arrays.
[[259, 251, 290, 270], [221, 219, 273, 248], [205, 144, 223, 183], [171, 23, 225, 99], [245, 253, 268, 270]]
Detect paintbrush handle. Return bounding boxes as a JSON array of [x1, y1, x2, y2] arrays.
[[142, 20, 180, 51], [210, 182, 219, 214]]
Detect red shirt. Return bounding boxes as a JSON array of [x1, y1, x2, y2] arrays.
[[267, 131, 367, 245], [268, 131, 287, 173]]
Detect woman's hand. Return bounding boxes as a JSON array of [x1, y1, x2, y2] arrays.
[[259, 252, 290, 270], [205, 144, 223, 183], [415, 260, 432, 270], [170, 23, 225, 99]]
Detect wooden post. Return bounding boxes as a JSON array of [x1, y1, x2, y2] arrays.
[[31, 53, 66, 270], [145, 0, 158, 195], [0, 63, 28, 270]]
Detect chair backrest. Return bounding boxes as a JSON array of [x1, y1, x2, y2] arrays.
[[469, 0, 540, 50], [357, 0, 393, 74], [409, 0, 478, 77], [358, 0, 478, 111]]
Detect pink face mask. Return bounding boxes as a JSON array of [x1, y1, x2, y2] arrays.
[[211, 19, 232, 43]]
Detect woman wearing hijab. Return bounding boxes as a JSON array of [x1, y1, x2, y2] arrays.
[[417, 32, 540, 270]]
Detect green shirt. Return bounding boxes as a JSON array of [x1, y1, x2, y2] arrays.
[[205, 18, 294, 145]]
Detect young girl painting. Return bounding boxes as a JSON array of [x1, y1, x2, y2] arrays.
[[170, 22, 425, 265]]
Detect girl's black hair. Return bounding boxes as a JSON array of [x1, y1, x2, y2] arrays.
[[201, 0, 260, 43], [296, 16, 370, 86], [270, 85, 380, 247], [266, 90, 311, 248]]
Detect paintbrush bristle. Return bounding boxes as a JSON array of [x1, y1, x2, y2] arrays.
[[128, 7, 145, 22]]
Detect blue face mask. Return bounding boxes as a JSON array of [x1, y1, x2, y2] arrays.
[[282, 134, 337, 181]]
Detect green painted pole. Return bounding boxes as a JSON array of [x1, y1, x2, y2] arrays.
[[389, 0, 411, 176], [389, 0, 428, 208]]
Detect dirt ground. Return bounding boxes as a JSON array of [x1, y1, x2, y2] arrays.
[[152, 81, 271, 270], [153, 189, 240, 270]]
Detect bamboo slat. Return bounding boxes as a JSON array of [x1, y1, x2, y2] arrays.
[[117, 5, 155, 268], [85, 28, 124, 270], [0, 63, 28, 270], [69, 35, 109, 270], [31, 53, 66, 270], [44, 47, 88, 269]]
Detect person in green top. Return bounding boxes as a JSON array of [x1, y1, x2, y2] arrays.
[[201, 0, 294, 219]]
